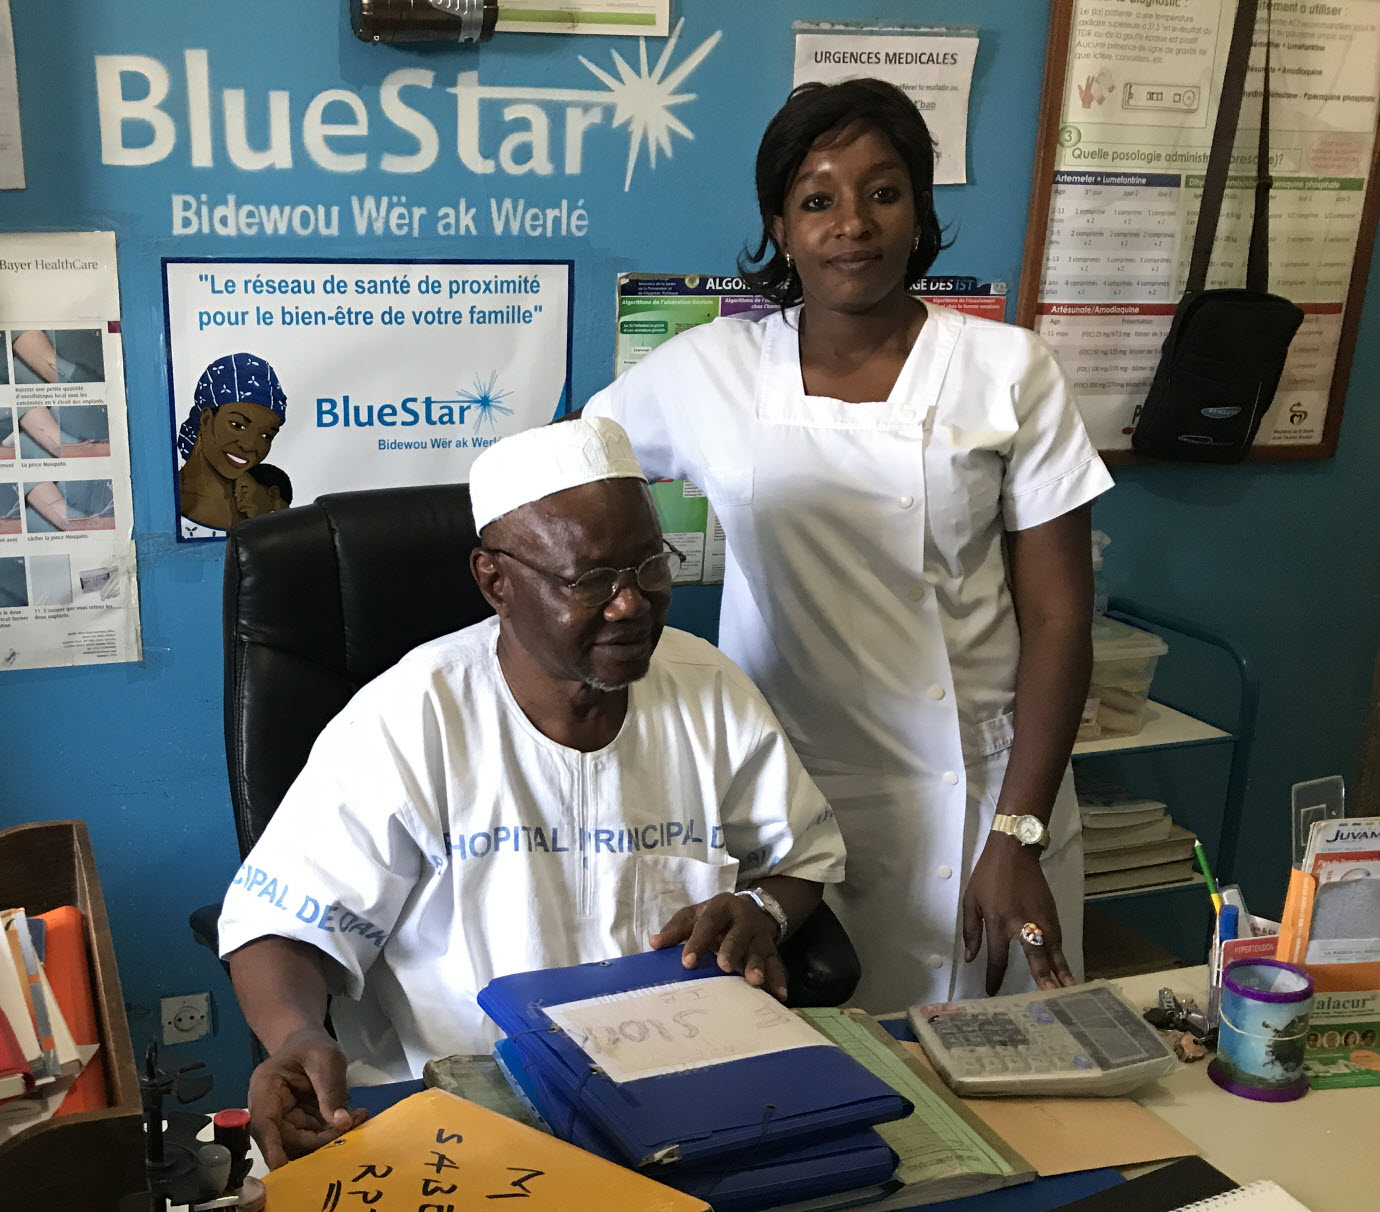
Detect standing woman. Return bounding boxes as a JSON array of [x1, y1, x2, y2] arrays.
[[584, 79, 1113, 1012]]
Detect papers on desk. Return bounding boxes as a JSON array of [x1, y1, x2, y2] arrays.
[[796, 1008, 1033, 1207], [544, 977, 832, 1083]]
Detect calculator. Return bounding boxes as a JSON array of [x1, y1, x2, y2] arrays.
[[906, 980, 1176, 1097]]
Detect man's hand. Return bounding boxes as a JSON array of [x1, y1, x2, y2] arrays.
[[246, 1025, 367, 1169], [651, 892, 787, 1001], [961, 833, 1076, 996]]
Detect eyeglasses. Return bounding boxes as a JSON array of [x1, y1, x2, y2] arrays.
[[483, 541, 685, 608]]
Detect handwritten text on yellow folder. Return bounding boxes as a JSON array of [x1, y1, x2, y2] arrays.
[[261, 1088, 711, 1211]]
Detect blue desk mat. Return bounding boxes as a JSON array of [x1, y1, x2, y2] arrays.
[[346, 1020, 1125, 1211]]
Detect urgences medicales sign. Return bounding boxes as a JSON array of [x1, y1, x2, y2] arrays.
[[93, 21, 721, 239]]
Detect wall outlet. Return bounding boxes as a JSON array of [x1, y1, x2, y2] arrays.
[[161, 992, 211, 1045]]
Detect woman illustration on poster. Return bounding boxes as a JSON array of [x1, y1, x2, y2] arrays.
[[177, 352, 293, 536]]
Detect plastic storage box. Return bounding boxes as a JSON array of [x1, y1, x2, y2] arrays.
[[1087, 617, 1169, 738]]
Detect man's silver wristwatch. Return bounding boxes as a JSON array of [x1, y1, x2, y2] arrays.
[[990, 812, 1051, 850], [735, 887, 788, 943]]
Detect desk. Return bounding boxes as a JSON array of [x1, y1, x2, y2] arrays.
[[291, 965, 1376, 1211], [1116, 966, 1378, 1211]]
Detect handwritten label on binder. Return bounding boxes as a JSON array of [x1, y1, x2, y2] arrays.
[[543, 977, 834, 1083]]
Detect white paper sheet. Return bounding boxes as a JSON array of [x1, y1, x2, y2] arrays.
[[0, 0, 23, 190], [793, 24, 979, 185], [544, 977, 834, 1084]]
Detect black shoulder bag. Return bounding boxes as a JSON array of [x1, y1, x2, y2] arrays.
[[1131, 0, 1303, 463]]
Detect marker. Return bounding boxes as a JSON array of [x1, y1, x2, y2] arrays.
[[212, 1108, 252, 1192], [1218, 904, 1239, 944], [1193, 841, 1223, 914]]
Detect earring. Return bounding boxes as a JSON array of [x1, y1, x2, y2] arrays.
[[912, 235, 920, 251], [784, 251, 794, 269]]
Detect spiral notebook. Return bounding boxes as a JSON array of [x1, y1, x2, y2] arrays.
[[1172, 1184, 1311, 1210], [1170, 1192, 1308, 1209]]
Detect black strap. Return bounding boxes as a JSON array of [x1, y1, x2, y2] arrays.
[[1246, 0, 1274, 291], [1187, 0, 1272, 293]]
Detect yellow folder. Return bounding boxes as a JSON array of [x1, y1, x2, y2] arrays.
[[261, 1087, 711, 1211]]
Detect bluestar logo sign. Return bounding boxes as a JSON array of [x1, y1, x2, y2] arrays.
[[95, 21, 720, 190]]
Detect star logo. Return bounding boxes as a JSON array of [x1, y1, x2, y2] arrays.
[[579, 21, 722, 190]]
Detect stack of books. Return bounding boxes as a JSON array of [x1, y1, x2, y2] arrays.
[[1076, 773, 1200, 895], [0, 905, 102, 1141]]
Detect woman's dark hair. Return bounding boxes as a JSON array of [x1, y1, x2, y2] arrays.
[[739, 79, 948, 307]]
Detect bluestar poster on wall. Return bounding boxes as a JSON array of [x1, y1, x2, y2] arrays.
[[163, 258, 571, 541]]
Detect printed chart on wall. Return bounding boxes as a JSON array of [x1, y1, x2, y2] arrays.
[[1025, 0, 1380, 455], [163, 259, 571, 541], [792, 22, 979, 185], [616, 274, 1007, 584], [0, 232, 141, 671]]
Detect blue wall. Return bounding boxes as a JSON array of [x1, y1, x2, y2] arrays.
[[1, 0, 1375, 1105]]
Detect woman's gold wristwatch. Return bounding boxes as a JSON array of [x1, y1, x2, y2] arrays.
[[991, 813, 1050, 850]]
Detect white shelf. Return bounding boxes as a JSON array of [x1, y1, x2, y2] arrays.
[[1072, 701, 1230, 757]]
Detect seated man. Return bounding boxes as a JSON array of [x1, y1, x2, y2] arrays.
[[219, 417, 846, 1167]]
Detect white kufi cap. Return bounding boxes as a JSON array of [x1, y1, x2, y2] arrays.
[[469, 416, 648, 532]]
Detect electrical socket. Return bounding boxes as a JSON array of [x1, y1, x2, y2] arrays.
[[161, 992, 211, 1045]]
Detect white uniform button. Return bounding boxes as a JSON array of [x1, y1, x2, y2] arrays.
[[928, 684, 946, 701], [927, 954, 944, 969], [937, 865, 953, 879], [898, 494, 915, 509], [942, 771, 958, 785], [908, 585, 925, 602], [901, 407, 916, 421]]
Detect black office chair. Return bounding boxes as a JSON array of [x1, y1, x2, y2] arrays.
[[190, 483, 860, 1009]]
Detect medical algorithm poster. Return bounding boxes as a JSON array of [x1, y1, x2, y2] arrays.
[[1033, 0, 1380, 452], [616, 273, 1007, 584], [163, 259, 571, 541], [0, 232, 141, 671]]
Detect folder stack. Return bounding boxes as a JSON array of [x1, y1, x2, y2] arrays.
[[478, 948, 914, 1211], [0, 905, 105, 1141]]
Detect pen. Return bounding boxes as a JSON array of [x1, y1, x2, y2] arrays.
[[1218, 904, 1239, 944], [1193, 840, 1223, 914]]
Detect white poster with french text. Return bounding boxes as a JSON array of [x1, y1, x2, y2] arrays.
[[163, 259, 571, 541], [793, 24, 979, 185], [0, 232, 141, 670]]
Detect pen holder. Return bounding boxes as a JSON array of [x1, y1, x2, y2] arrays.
[[1209, 959, 1313, 1102]]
